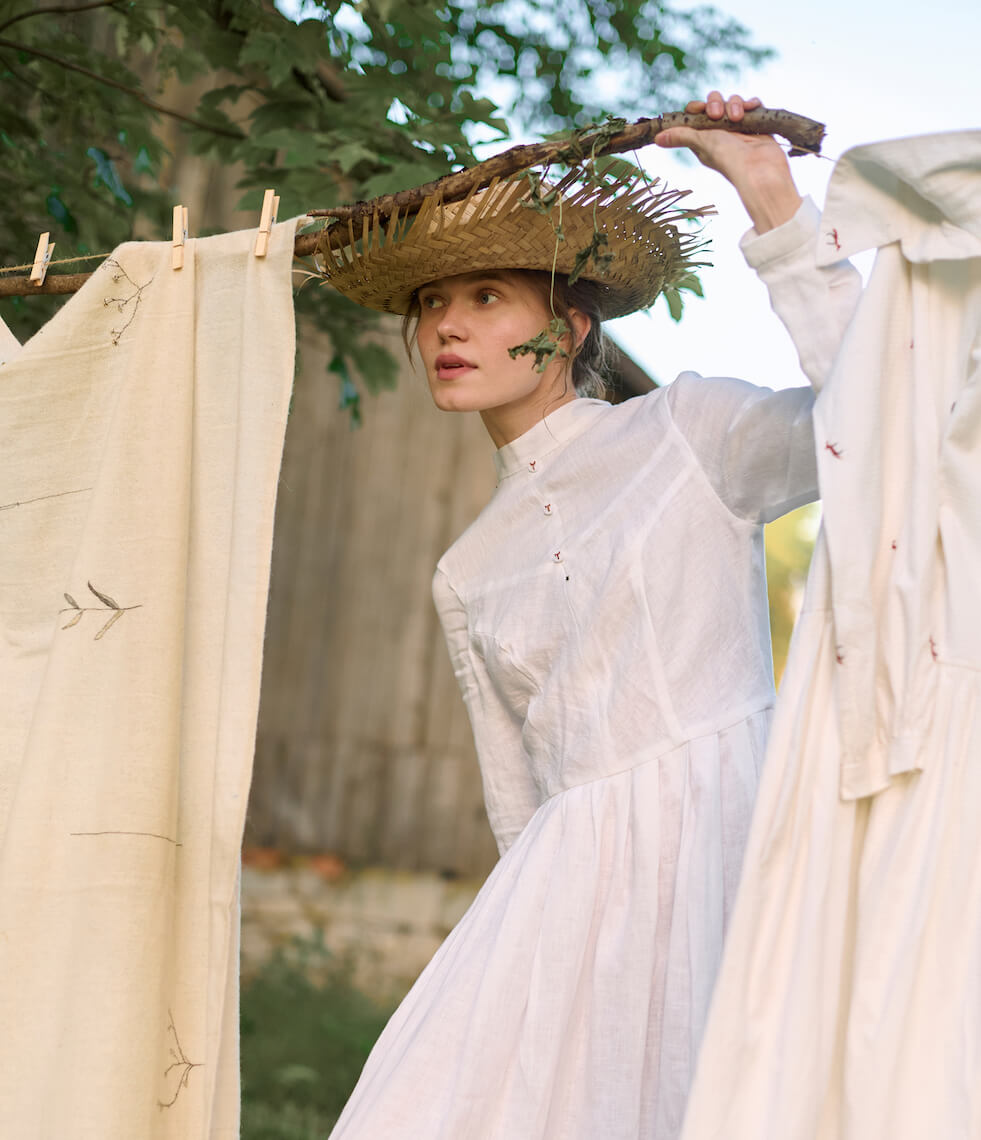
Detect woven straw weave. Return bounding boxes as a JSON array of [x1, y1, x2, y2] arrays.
[[316, 171, 710, 320]]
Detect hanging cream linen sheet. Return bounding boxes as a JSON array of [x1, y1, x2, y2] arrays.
[[680, 131, 981, 1140], [0, 218, 298, 1138]]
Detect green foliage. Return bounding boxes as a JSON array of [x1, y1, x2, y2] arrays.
[[764, 503, 819, 685], [427, 0, 772, 134], [569, 230, 613, 284], [661, 270, 704, 322], [508, 317, 571, 373], [0, 0, 770, 411], [240, 934, 394, 1139]]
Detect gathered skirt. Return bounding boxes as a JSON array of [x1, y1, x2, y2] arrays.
[[328, 708, 772, 1140]]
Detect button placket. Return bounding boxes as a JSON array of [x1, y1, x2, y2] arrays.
[[532, 471, 566, 576]]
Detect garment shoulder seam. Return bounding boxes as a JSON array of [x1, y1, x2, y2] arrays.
[[663, 380, 759, 526]]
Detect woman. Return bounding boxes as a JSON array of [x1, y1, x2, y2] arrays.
[[322, 93, 860, 1138]]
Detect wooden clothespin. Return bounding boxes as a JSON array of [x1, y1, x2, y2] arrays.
[[30, 232, 55, 286], [172, 204, 189, 270], [253, 188, 280, 258]]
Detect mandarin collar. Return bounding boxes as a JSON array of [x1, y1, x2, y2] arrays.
[[493, 397, 610, 481]]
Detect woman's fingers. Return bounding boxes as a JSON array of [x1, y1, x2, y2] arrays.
[[726, 95, 762, 121], [683, 93, 763, 121], [658, 93, 799, 232], [658, 93, 764, 152], [654, 126, 703, 151], [706, 90, 725, 119]]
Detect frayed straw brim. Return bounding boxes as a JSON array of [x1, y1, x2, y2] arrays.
[[315, 170, 711, 321]]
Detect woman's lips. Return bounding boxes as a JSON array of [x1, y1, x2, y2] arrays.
[[434, 355, 476, 381]]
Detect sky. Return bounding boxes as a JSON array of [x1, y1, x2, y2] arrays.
[[603, 0, 981, 389]]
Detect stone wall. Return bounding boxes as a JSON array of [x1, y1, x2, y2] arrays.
[[241, 861, 482, 1003]]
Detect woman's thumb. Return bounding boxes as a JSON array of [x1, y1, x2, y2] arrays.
[[654, 127, 701, 150]]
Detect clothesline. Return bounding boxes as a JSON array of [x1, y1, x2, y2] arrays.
[[0, 230, 322, 298]]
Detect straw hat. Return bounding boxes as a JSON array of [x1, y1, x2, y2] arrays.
[[316, 170, 710, 321]]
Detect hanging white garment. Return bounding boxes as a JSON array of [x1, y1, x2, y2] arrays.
[[0, 219, 298, 1138], [679, 131, 981, 1140]]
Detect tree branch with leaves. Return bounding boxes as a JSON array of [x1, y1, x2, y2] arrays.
[[0, 0, 785, 410]]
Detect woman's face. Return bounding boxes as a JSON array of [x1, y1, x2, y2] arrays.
[[415, 270, 579, 416]]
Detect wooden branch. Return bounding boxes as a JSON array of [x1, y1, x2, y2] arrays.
[[0, 36, 245, 140], [308, 107, 825, 225], [294, 232, 319, 258], [0, 106, 826, 297], [0, 271, 93, 297]]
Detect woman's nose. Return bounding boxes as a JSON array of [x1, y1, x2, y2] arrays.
[[436, 300, 466, 341]]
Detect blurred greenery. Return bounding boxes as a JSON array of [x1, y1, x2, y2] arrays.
[[765, 502, 819, 685], [240, 932, 395, 1139]]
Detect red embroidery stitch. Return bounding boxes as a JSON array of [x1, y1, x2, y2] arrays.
[[835, 647, 845, 664], [825, 441, 843, 458], [828, 228, 841, 251], [891, 540, 897, 550], [930, 637, 938, 662], [529, 460, 536, 470]]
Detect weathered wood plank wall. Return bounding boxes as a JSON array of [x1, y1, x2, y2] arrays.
[[246, 317, 502, 876]]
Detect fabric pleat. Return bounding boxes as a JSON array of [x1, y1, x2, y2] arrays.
[[330, 714, 767, 1140]]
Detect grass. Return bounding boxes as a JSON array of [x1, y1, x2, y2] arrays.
[[240, 933, 395, 1139]]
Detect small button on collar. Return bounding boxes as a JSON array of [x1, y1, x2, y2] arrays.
[[544, 503, 553, 515], [528, 460, 537, 472], [552, 551, 562, 563]]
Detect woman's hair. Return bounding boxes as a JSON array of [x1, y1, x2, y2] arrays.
[[401, 270, 612, 400]]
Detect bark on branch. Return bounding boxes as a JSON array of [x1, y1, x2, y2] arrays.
[[306, 107, 826, 227], [0, 271, 100, 297]]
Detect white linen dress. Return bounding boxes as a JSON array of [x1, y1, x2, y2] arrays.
[[679, 131, 981, 1140], [327, 200, 861, 1140]]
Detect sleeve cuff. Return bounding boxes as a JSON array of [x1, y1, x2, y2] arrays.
[[739, 196, 821, 271]]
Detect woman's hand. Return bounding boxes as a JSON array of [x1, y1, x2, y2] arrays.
[[655, 92, 803, 234]]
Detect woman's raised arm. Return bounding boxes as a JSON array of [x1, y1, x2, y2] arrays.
[[655, 91, 804, 233]]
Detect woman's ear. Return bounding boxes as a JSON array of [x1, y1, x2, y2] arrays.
[[568, 307, 590, 349]]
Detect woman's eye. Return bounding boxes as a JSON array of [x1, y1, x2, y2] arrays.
[[420, 295, 443, 310], [478, 291, 498, 305]]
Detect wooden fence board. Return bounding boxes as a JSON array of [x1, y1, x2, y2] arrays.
[[247, 318, 500, 876]]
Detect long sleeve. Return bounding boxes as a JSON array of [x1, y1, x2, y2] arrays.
[[740, 196, 862, 392], [666, 375, 818, 524], [665, 197, 864, 525], [432, 567, 542, 856]]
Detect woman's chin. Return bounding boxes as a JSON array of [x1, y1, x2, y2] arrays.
[[428, 378, 545, 415], [428, 382, 496, 414]]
